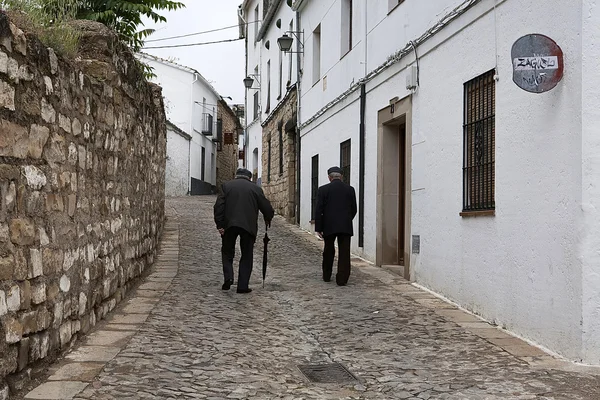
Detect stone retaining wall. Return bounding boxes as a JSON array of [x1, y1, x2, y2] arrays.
[[0, 14, 166, 397]]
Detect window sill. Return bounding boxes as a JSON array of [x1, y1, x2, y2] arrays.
[[460, 210, 495, 217], [387, 1, 404, 15], [340, 48, 351, 60]]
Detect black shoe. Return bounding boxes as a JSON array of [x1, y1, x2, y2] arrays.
[[323, 276, 331, 282], [222, 280, 233, 290], [236, 288, 253, 294]]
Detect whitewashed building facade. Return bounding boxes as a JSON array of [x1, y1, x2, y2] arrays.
[[139, 54, 219, 195], [292, 0, 600, 364]]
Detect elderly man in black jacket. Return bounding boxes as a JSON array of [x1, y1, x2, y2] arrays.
[[214, 168, 274, 293], [314, 166, 358, 286]]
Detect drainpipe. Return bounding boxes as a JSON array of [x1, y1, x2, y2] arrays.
[[295, 10, 302, 225], [239, 5, 249, 168], [358, 2, 368, 246]]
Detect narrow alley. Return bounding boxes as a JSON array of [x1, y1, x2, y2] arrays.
[[23, 197, 600, 400]]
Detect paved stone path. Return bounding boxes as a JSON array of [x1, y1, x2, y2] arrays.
[[23, 197, 600, 399]]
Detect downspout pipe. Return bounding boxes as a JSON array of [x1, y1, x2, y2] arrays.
[[295, 10, 302, 225], [358, 84, 365, 247]]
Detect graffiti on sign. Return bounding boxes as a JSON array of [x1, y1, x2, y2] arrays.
[[511, 34, 563, 93]]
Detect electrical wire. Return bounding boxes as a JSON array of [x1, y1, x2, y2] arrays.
[[300, 0, 481, 130], [143, 37, 244, 49], [145, 20, 262, 43]]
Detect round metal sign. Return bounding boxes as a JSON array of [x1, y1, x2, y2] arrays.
[[511, 34, 564, 93]]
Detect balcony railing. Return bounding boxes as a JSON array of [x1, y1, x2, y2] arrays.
[[202, 113, 214, 135]]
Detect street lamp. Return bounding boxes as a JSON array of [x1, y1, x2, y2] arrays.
[[277, 33, 294, 52], [277, 30, 304, 53], [243, 76, 254, 89]]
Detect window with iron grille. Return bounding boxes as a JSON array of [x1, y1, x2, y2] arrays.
[[253, 92, 259, 121], [278, 124, 283, 175], [340, 139, 351, 185], [311, 155, 319, 219], [267, 136, 272, 182], [463, 69, 495, 212], [201, 147, 206, 181]]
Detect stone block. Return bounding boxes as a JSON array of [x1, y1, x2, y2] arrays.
[[43, 76, 53, 95], [31, 280, 46, 304], [29, 125, 50, 159], [52, 301, 63, 328], [36, 307, 51, 332], [46, 194, 64, 212], [13, 248, 27, 281], [0, 120, 27, 158], [46, 282, 59, 302], [58, 114, 71, 133], [41, 98, 56, 123], [10, 218, 35, 245], [7, 58, 17, 82], [17, 337, 29, 371], [29, 249, 43, 278], [0, 51, 7, 73], [22, 166, 47, 190], [29, 332, 49, 361], [9, 23, 26, 56], [0, 79, 14, 110], [67, 194, 76, 217], [39, 228, 49, 246], [6, 285, 19, 312], [5, 182, 15, 212], [72, 118, 82, 136], [0, 255, 13, 280], [19, 280, 30, 310], [59, 321, 72, 347], [60, 274, 70, 292], [0, 345, 17, 377], [48, 48, 58, 74], [18, 65, 33, 81], [4, 317, 22, 343], [20, 310, 37, 335], [0, 290, 6, 316], [0, 382, 8, 400]]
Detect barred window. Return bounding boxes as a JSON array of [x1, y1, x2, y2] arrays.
[[311, 155, 319, 219], [340, 139, 351, 185], [463, 70, 495, 212]]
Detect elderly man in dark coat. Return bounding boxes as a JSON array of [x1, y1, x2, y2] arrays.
[[314, 166, 358, 286], [214, 168, 274, 293]]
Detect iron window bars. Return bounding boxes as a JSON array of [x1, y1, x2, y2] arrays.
[[463, 69, 495, 212]]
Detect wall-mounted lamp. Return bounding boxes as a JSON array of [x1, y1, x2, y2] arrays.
[[243, 74, 261, 90], [277, 30, 304, 53]]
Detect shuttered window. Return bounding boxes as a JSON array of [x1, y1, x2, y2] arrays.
[[340, 139, 351, 185], [462, 70, 495, 212]]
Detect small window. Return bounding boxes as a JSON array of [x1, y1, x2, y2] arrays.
[[312, 25, 321, 85], [288, 20, 294, 84], [462, 70, 495, 212], [278, 46, 283, 99], [278, 124, 283, 175], [311, 155, 319, 219], [253, 91, 259, 120], [254, 5, 260, 43], [267, 136, 272, 182], [340, 139, 351, 185], [266, 60, 271, 113], [341, 0, 353, 56], [201, 147, 206, 181]]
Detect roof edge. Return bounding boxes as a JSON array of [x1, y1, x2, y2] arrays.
[[257, 0, 284, 41]]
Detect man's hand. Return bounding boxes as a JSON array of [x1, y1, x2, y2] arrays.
[[218, 228, 225, 236], [317, 232, 323, 239], [265, 219, 271, 228]]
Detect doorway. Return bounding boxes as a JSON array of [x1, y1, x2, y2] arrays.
[[377, 96, 412, 279]]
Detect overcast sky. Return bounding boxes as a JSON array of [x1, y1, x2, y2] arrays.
[[141, 0, 246, 104]]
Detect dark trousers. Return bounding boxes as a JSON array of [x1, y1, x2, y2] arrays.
[[221, 227, 255, 290], [322, 234, 351, 286]]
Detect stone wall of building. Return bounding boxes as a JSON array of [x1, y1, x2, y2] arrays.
[[261, 87, 297, 222], [216, 101, 240, 191], [0, 14, 166, 396]]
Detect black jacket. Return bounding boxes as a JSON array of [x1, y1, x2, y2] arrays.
[[314, 179, 357, 237], [214, 177, 275, 237]]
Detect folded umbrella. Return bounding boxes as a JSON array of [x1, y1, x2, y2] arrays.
[[262, 225, 270, 288]]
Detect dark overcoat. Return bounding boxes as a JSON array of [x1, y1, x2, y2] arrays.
[[214, 177, 275, 238], [314, 179, 357, 237]]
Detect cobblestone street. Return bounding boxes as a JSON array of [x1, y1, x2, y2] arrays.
[[23, 197, 600, 399]]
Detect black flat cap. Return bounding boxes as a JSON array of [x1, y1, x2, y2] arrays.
[[327, 166, 343, 175], [235, 168, 253, 179]]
